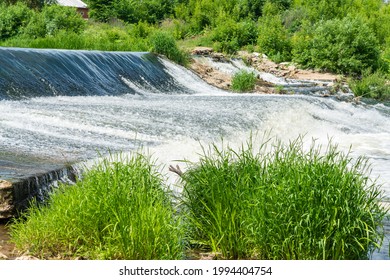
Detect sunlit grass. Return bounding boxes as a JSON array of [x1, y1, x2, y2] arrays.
[[9, 136, 388, 260], [231, 70, 257, 92], [180, 136, 387, 259], [10, 153, 184, 260]]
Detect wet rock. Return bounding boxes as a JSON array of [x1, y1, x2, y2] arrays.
[[191, 47, 214, 56], [210, 52, 227, 62], [190, 48, 353, 97], [189, 57, 232, 90], [0, 180, 14, 219]]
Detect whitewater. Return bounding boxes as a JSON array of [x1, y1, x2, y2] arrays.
[[0, 48, 389, 258]]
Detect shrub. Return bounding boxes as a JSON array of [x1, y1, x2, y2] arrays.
[[0, 2, 33, 40], [292, 16, 380, 74], [23, 4, 86, 38], [282, 6, 309, 33], [211, 16, 258, 54], [181, 137, 387, 259], [257, 14, 292, 62], [349, 70, 390, 101], [149, 31, 188, 65], [2, 22, 151, 51], [113, 0, 174, 24], [231, 70, 257, 92], [10, 153, 184, 260]]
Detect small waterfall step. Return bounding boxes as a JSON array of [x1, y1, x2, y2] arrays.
[[0, 154, 79, 219]]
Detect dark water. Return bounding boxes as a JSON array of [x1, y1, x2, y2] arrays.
[[0, 48, 189, 100]]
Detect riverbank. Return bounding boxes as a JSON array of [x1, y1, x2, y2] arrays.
[[188, 47, 352, 98]]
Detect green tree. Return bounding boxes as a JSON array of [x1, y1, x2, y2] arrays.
[[88, 0, 114, 21], [0, 2, 33, 40], [292, 16, 380, 74], [23, 4, 86, 38], [114, 0, 174, 24], [2, 0, 55, 9], [88, 0, 174, 23], [258, 2, 292, 62]]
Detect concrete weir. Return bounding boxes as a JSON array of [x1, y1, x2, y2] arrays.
[[0, 154, 79, 219]]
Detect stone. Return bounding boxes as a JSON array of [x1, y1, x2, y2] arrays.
[[0, 180, 14, 219], [191, 47, 214, 56], [0, 180, 12, 190], [210, 52, 226, 62]]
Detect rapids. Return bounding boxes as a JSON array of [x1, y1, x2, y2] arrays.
[[0, 48, 389, 259]]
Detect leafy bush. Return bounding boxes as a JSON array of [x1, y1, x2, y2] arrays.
[[181, 137, 387, 259], [0, 2, 33, 40], [292, 16, 380, 74], [3, 22, 151, 51], [349, 70, 390, 101], [210, 16, 258, 54], [231, 70, 257, 92], [282, 6, 309, 33], [88, 0, 174, 23], [149, 31, 188, 65], [257, 13, 292, 62], [23, 5, 86, 38], [130, 21, 157, 39], [10, 153, 184, 260]]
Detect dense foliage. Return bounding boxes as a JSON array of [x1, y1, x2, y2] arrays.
[[292, 16, 380, 74], [0, 0, 389, 97], [10, 153, 184, 259], [231, 70, 257, 92], [181, 137, 387, 259]]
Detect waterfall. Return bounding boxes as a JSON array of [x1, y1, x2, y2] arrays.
[[0, 48, 389, 258]]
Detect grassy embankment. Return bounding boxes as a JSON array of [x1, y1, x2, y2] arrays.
[[9, 137, 388, 260]]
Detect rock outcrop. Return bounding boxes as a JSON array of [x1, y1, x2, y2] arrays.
[[0, 180, 13, 219], [188, 48, 350, 97]]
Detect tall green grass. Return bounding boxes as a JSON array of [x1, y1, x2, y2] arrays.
[[231, 70, 257, 92], [149, 31, 189, 66], [1, 30, 151, 52], [180, 137, 387, 259], [349, 70, 390, 101], [10, 153, 184, 260]]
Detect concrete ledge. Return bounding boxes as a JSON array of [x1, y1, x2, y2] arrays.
[[0, 166, 78, 219]]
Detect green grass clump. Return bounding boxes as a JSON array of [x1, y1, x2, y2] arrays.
[[231, 70, 257, 92], [181, 137, 387, 259], [149, 31, 189, 66], [10, 153, 184, 260], [349, 71, 390, 101]]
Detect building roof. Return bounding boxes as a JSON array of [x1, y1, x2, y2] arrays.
[[56, 0, 88, 9]]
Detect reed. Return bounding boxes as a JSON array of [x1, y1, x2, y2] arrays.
[[10, 153, 184, 260], [181, 136, 387, 259], [149, 31, 189, 66], [231, 70, 256, 92]]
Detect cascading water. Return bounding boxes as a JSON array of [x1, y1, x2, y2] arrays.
[[0, 47, 389, 259]]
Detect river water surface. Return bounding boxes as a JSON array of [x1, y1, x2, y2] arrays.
[[0, 49, 389, 259]]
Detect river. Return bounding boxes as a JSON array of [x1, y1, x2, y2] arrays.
[[0, 48, 389, 259]]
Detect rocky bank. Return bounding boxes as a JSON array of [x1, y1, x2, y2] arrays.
[[189, 47, 354, 99]]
